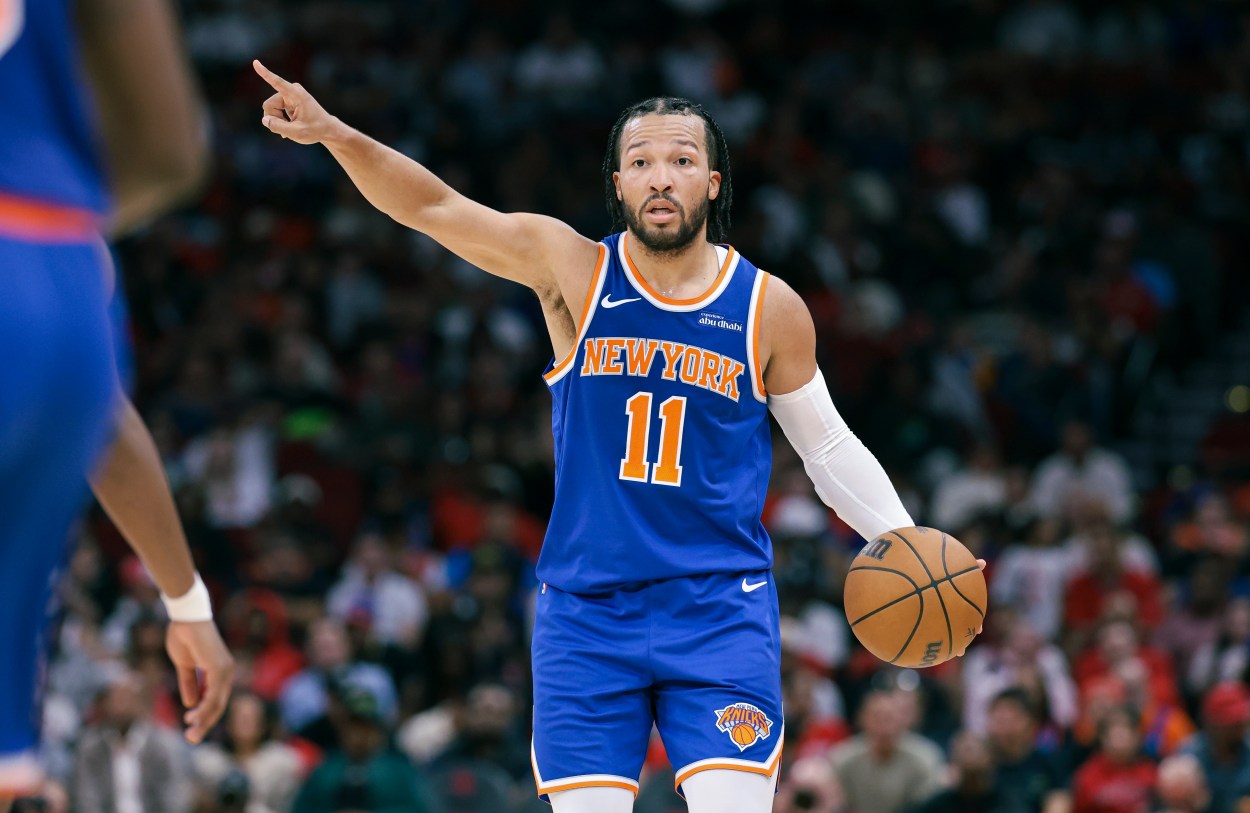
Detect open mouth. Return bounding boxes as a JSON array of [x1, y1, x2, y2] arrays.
[[644, 200, 680, 222]]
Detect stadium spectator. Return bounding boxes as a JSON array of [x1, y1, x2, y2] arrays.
[[830, 690, 946, 813]]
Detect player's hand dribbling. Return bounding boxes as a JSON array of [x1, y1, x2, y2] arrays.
[[253, 59, 341, 144], [166, 620, 235, 744]]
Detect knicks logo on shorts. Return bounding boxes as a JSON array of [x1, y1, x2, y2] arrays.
[[713, 702, 773, 752]]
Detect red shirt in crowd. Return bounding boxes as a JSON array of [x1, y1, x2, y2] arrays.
[[1071, 753, 1157, 813], [1064, 571, 1164, 631]]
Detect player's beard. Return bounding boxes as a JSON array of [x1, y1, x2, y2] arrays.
[[624, 194, 710, 256]]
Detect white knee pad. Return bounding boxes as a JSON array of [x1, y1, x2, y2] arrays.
[[549, 785, 636, 813], [683, 768, 778, 813]]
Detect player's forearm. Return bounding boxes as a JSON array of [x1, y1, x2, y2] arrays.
[[90, 396, 196, 598], [322, 124, 457, 230], [769, 371, 914, 540], [78, 0, 209, 235]]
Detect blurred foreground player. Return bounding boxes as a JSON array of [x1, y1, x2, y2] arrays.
[[254, 59, 982, 813], [0, 0, 232, 799]]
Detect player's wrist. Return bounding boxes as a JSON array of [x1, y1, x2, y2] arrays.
[[161, 572, 213, 622]]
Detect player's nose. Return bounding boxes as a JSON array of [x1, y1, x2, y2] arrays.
[[648, 165, 674, 193]]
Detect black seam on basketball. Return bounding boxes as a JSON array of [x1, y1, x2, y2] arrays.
[[888, 594, 925, 665], [848, 565, 981, 626], [940, 531, 985, 617], [890, 530, 952, 660], [946, 573, 986, 618], [845, 565, 922, 592]]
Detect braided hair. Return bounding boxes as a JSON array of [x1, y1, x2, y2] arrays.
[[602, 97, 733, 244]]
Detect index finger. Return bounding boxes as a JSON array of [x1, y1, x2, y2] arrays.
[[253, 59, 292, 91]]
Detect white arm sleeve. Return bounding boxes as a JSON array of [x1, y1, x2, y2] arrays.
[[768, 369, 914, 540]]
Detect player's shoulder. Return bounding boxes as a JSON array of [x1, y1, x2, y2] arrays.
[[757, 273, 814, 347]]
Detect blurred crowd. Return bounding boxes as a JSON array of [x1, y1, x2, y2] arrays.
[[19, 0, 1250, 812]]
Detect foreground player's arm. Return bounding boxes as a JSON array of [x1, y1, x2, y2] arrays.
[[251, 60, 597, 293], [90, 396, 233, 745], [760, 279, 915, 540], [77, 0, 209, 235]]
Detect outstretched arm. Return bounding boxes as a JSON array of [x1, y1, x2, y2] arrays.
[[252, 60, 598, 292], [91, 395, 233, 744], [760, 278, 915, 541]]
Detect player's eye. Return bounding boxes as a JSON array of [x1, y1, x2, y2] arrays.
[[677, 157, 692, 166], [632, 159, 646, 168]]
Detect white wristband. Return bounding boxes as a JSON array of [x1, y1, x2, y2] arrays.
[[161, 573, 213, 622]]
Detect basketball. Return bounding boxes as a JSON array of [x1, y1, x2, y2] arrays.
[[844, 527, 987, 668], [731, 723, 756, 747]]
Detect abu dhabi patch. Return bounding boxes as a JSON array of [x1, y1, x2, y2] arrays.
[[714, 702, 773, 751]]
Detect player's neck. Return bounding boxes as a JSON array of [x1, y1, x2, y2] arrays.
[[625, 231, 720, 300]]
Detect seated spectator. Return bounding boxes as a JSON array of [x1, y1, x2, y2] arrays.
[[963, 608, 1079, 736], [327, 531, 428, 650], [913, 731, 1003, 813], [773, 756, 846, 813], [1064, 525, 1165, 650], [986, 688, 1072, 813], [292, 687, 439, 813], [1076, 621, 1182, 715], [1072, 706, 1158, 813], [430, 683, 530, 782], [71, 667, 191, 813], [1155, 559, 1230, 693], [929, 442, 1008, 533], [1187, 599, 1250, 698], [1154, 754, 1213, 813], [278, 618, 398, 747], [992, 517, 1072, 641], [1181, 683, 1250, 813], [1169, 495, 1248, 563], [830, 689, 946, 813], [193, 691, 304, 813], [1030, 420, 1134, 525], [221, 588, 305, 701]]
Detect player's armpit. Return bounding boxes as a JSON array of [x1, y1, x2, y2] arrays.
[[756, 276, 818, 397]]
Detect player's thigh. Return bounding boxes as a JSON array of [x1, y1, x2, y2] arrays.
[[0, 238, 115, 760], [531, 584, 653, 800], [682, 768, 778, 813], [549, 785, 635, 813], [650, 571, 784, 794]]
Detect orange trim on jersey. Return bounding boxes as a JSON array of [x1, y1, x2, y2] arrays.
[[673, 745, 783, 790], [0, 192, 100, 242], [623, 232, 734, 306], [751, 272, 770, 398], [536, 778, 640, 797], [544, 243, 608, 383]]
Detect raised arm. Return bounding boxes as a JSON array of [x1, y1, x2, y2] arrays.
[[253, 60, 598, 292]]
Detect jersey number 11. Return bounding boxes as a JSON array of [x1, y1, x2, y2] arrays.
[[620, 392, 687, 487]]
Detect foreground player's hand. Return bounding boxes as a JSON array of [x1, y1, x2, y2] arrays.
[[253, 59, 340, 144], [166, 620, 235, 744]]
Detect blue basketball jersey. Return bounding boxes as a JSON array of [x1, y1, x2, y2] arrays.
[[539, 232, 774, 593], [0, 0, 111, 213]]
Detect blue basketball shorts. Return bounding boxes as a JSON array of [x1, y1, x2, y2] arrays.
[[0, 235, 117, 789], [530, 569, 784, 802]]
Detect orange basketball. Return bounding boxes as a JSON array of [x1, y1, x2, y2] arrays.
[[730, 723, 756, 747], [843, 526, 987, 668]]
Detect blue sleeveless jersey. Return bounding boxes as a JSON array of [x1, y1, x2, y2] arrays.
[[0, 0, 110, 213], [539, 232, 774, 593]]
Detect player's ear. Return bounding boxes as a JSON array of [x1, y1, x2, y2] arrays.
[[613, 171, 623, 201], [708, 170, 721, 202]]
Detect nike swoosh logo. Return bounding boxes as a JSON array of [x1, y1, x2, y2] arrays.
[[742, 578, 767, 593], [601, 295, 641, 309]]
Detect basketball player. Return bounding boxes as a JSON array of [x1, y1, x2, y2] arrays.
[[255, 60, 979, 812], [0, 0, 232, 798]]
